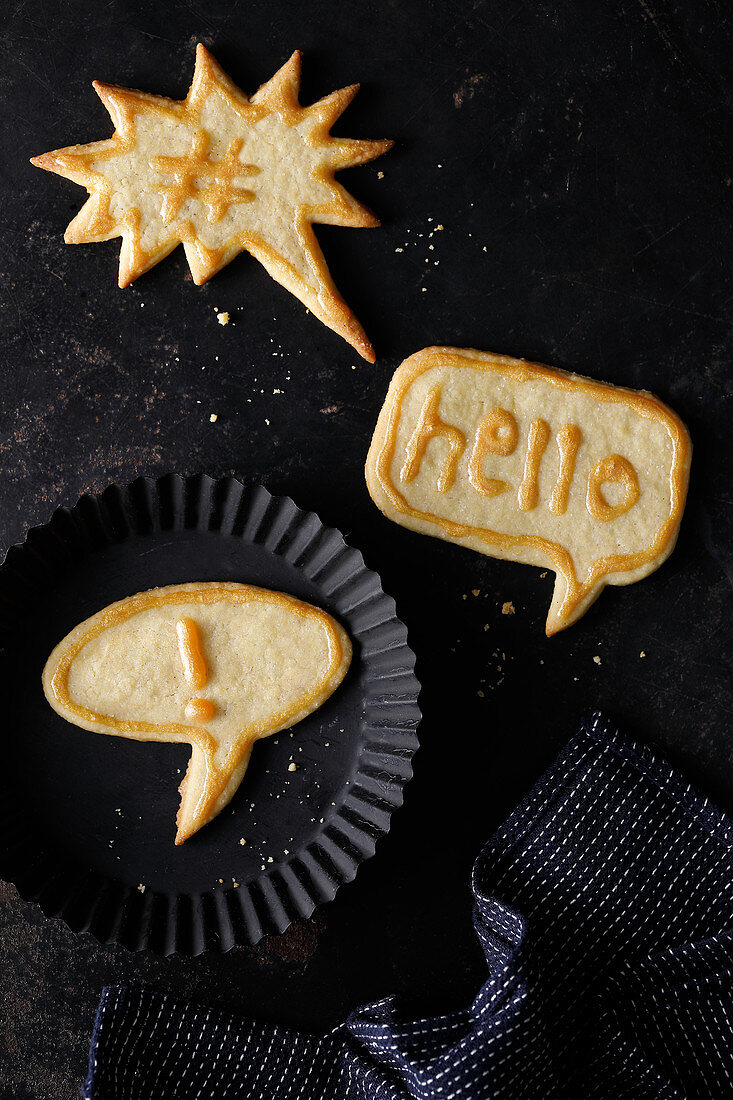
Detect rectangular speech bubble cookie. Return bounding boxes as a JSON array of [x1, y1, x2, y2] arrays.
[[365, 347, 691, 635]]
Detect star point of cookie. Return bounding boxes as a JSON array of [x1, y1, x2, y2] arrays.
[[31, 44, 393, 360]]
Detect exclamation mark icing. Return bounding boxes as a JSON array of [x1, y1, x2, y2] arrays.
[[176, 617, 217, 722]]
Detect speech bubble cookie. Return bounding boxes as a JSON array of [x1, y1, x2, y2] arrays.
[[366, 348, 691, 635], [43, 582, 351, 843]]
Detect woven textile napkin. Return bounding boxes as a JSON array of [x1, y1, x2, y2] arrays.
[[83, 713, 733, 1099]]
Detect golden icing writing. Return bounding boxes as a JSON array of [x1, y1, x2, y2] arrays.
[[176, 617, 209, 690], [549, 424, 582, 516], [185, 697, 217, 722], [468, 407, 518, 497], [518, 418, 551, 511], [150, 129, 259, 224], [587, 454, 640, 521], [400, 386, 467, 492]]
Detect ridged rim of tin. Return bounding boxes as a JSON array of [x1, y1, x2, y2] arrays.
[[0, 475, 421, 954]]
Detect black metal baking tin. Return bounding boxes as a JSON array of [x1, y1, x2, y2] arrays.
[[0, 475, 420, 954]]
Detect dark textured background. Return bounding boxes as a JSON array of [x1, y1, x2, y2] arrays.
[[1, 1, 731, 1096]]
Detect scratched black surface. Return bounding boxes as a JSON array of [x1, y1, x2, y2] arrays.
[[1, 1, 731, 1096]]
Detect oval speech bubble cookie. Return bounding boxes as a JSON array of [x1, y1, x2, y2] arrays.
[[366, 347, 691, 635], [43, 582, 351, 843]]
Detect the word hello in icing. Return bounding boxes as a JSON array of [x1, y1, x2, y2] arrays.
[[400, 386, 640, 522]]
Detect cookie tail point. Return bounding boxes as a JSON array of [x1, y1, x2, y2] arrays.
[[175, 741, 254, 844], [545, 573, 604, 637], [175, 744, 218, 844]]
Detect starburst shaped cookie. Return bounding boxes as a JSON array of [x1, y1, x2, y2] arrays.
[[31, 45, 393, 360]]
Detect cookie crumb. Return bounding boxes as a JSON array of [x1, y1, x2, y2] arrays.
[[640, 651, 646, 658], [593, 655, 602, 665], [267, 856, 274, 863], [502, 601, 515, 615], [216, 310, 230, 325], [472, 588, 480, 597], [137, 884, 146, 893], [288, 762, 297, 772], [239, 838, 247, 846], [209, 413, 218, 423], [377, 170, 384, 179]]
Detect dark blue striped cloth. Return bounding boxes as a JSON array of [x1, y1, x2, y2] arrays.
[[84, 713, 733, 1099]]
